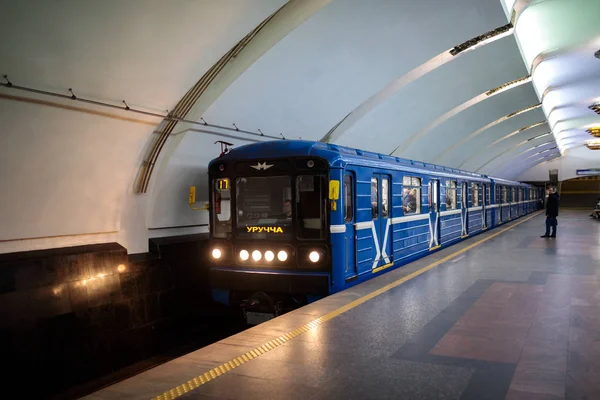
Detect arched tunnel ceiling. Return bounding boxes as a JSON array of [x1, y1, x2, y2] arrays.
[[1, 0, 599, 253], [202, 0, 510, 141]]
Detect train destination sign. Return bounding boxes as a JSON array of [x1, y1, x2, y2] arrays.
[[576, 168, 600, 176], [246, 226, 284, 233]]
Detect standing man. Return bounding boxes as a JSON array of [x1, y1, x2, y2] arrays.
[[541, 186, 560, 238]]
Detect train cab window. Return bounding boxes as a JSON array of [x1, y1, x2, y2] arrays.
[[344, 175, 353, 222], [402, 176, 421, 214], [371, 177, 378, 219], [236, 176, 293, 237], [445, 181, 457, 210], [472, 183, 480, 207], [296, 175, 327, 239], [381, 178, 389, 218], [213, 178, 232, 238]]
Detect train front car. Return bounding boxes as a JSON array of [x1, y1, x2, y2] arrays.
[[206, 141, 337, 325]]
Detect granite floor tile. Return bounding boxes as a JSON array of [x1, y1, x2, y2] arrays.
[[518, 345, 568, 373], [430, 333, 524, 363], [567, 341, 600, 374], [191, 373, 318, 400], [508, 367, 566, 398], [505, 389, 564, 400], [566, 370, 600, 400]]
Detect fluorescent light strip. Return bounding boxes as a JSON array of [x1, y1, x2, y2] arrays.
[[394, 78, 534, 157], [475, 133, 555, 172], [486, 76, 532, 96], [491, 122, 546, 146], [524, 147, 558, 160], [450, 24, 514, 56], [527, 132, 551, 141], [433, 103, 541, 164], [322, 23, 518, 147], [514, 140, 555, 157]]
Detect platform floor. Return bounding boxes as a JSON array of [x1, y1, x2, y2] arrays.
[[85, 210, 600, 400]]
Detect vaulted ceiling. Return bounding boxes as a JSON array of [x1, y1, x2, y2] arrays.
[[0, 0, 598, 253]]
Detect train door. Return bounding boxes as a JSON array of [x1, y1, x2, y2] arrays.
[[461, 182, 468, 237], [372, 174, 392, 269], [483, 183, 489, 229], [429, 179, 441, 249], [343, 173, 357, 281]]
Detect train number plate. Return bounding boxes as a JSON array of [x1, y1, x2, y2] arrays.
[[246, 311, 275, 325]]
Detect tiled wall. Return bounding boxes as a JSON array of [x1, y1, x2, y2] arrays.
[[0, 235, 230, 398]]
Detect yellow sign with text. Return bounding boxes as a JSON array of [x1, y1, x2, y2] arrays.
[[246, 226, 284, 233]]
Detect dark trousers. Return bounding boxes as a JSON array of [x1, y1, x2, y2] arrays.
[[545, 216, 557, 236]]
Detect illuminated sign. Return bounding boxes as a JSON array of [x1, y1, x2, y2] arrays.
[[576, 168, 600, 176], [216, 178, 229, 190], [246, 226, 284, 233]]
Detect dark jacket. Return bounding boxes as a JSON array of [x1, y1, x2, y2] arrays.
[[546, 193, 559, 217]]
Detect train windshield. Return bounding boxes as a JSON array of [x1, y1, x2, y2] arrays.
[[235, 175, 327, 239], [236, 176, 294, 237]]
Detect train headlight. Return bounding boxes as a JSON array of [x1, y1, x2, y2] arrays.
[[212, 248, 222, 260], [252, 250, 262, 261], [264, 250, 275, 262], [277, 250, 288, 262], [309, 250, 320, 263], [239, 250, 249, 261]]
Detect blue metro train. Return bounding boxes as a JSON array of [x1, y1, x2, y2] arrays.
[[206, 140, 543, 322]]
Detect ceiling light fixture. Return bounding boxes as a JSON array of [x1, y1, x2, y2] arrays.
[[450, 24, 513, 56], [585, 139, 600, 150], [486, 76, 532, 96], [590, 103, 600, 115], [587, 127, 600, 138], [526, 132, 552, 141]]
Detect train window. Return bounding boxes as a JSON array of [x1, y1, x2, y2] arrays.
[[445, 181, 457, 210], [486, 185, 491, 205], [296, 175, 327, 239], [213, 178, 232, 238], [511, 188, 516, 203], [382, 178, 389, 218], [371, 177, 378, 219], [236, 176, 293, 237], [344, 175, 353, 222], [502, 186, 508, 203], [472, 183, 480, 207], [402, 176, 421, 214]]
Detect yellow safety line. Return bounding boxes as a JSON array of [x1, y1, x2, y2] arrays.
[[151, 211, 543, 400]]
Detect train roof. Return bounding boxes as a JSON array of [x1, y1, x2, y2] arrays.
[[212, 140, 529, 186]]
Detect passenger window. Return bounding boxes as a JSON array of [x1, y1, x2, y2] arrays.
[[512, 188, 516, 203], [486, 185, 490, 205], [344, 175, 353, 222], [402, 176, 421, 214], [445, 181, 457, 210], [503, 187, 508, 203], [381, 178, 389, 218], [472, 183, 480, 207], [371, 177, 378, 219]]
